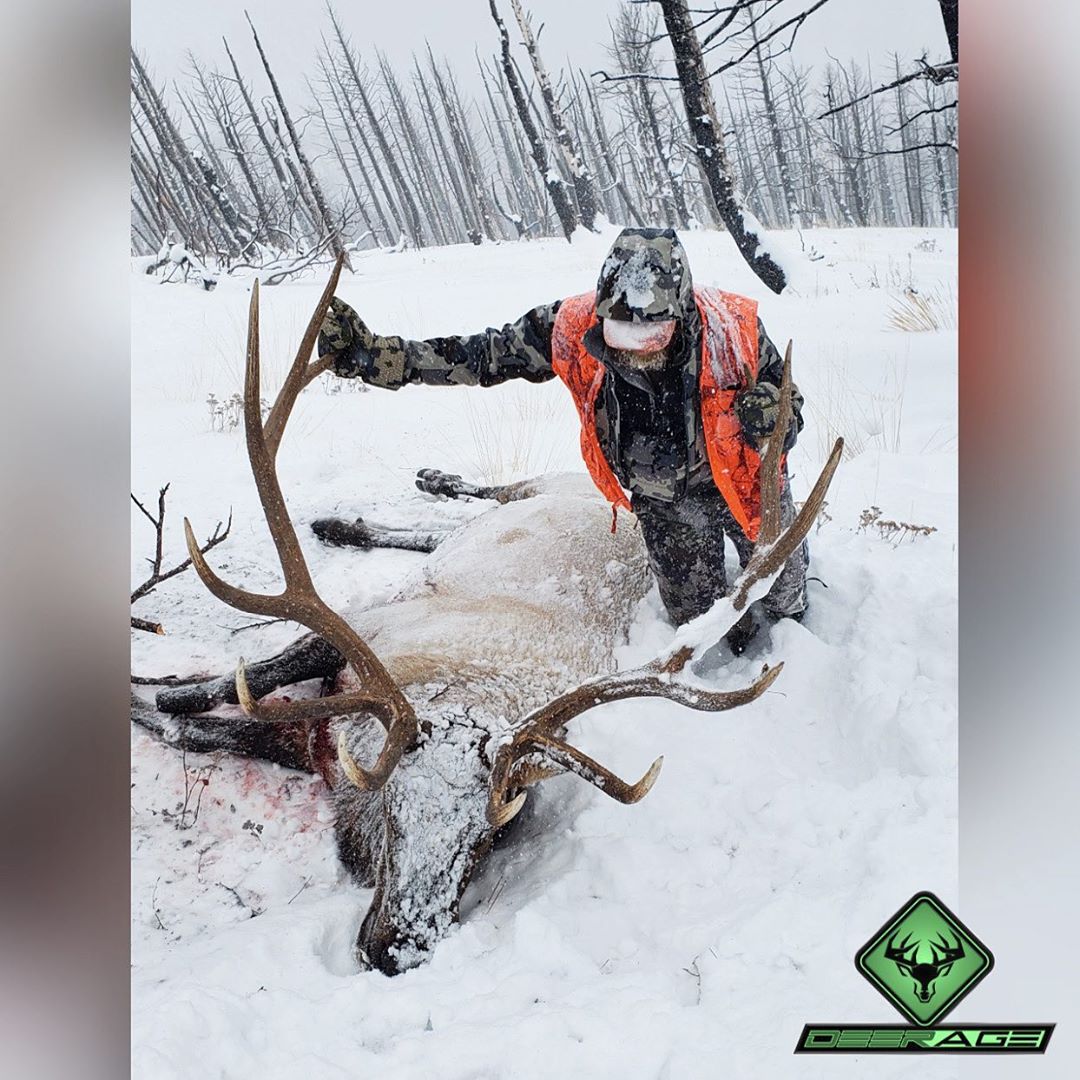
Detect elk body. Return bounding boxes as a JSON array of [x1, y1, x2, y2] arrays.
[[132, 259, 840, 975]]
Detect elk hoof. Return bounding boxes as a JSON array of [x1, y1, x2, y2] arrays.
[[311, 517, 375, 549]]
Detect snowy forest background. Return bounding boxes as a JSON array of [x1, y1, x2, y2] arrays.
[[130, 0, 958, 283]]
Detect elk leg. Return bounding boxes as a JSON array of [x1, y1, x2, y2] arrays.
[[152, 633, 345, 715], [312, 467, 543, 553], [131, 692, 317, 773], [311, 515, 450, 553], [414, 468, 537, 504]]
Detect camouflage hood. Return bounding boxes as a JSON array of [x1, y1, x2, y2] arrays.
[[595, 228, 695, 324]]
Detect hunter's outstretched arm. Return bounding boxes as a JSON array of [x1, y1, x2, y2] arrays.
[[319, 297, 561, 390]]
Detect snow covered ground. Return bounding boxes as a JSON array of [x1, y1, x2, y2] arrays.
[[132, 225, 957, 1079]]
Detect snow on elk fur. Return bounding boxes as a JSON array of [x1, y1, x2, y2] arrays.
[[131, 258, 841, 975]]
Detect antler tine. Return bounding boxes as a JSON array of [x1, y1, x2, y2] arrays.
[[522, 654, 783, 739], [230, 661, 415, 791], [728, 434, 842, 613], [758, 340, 794, 545], [487, 662, 783, 825], [723, 340, 842, 613], [184, 266, 419, 790], [488, 734, 664, 828], [182, 517, 282, 618], [263, 253, 344, 459], [241, 279, 314, 598]]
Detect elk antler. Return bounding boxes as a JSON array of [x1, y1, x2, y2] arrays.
[[488, 342, 844, 826], [488, 653, 783, 826], [184, 257, 419, 789], [672, 343, 843, 649]]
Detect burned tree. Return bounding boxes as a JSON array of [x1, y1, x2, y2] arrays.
[[488, 0, 579, 240], [656, 0, 789, 292], [509, 0, 602, 231], [327, 5, 425, 247], [246, 14, 350, 266]]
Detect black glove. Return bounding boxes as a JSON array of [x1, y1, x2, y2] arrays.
[[735, 380, 804, 441], [319, 297, 376, 379]]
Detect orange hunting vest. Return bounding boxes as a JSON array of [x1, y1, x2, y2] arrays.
[[551, 287, 772, 541]]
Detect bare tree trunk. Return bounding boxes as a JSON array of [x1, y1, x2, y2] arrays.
[[656, 0, 787, 293], [612, 4, 691, 230], [892, 56, 925, 226], [750, 20, 799, 229], [205, 77, 275, 245], [438, 53, 501, 240], [130, 148, 167, 238], [845, 96, 870, 223], [509, 0, 600, 230], [327, 7, 424, 246], [378, 54, 452, 246], [926, 86, 953, 226], [179, 86, 243, 223], [310, 77, 378, 244], [131, 56, 221, 255], [720, 80, 757, 217], [414, 58, 473, 242], [321, 52, 397, 244], [582, 74, 644, 226], [739, 77, 779, 225], [488, 0, 578, 240], [480, 55, 541, 230], [426, 51, 486, 241], [780, 67, 827, 226], [246, 13, 348, 264], [222, 38, 294, 212], [938, 0, 958, 65], [567, 72, 619, 222], [863, 65, 898, 227], [490, 56, 550, 229]]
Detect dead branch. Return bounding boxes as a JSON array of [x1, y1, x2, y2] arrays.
[[131, 483, 232, 633], [884, 100, 957, 138], [704, 0, 832, 75], [818, 58, 957, 120]]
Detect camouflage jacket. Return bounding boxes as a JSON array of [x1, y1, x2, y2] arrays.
[[319, 299, 803, 502]]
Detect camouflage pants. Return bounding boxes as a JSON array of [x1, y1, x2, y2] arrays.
[[631, 473, 808, 627]]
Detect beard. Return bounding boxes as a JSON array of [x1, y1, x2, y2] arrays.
[[610, 347, 670, 372]]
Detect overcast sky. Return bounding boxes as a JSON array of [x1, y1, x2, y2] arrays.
[[132, 0, 948, 105]]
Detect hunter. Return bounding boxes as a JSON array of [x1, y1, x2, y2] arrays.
[[316, 227, 808, 651]]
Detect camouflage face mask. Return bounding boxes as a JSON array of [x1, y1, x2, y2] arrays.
[[595, 227, 694, 323]]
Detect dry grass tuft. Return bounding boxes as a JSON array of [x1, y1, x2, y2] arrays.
[[806, 354, 908, 461], [461, 384, 575, 485], [887, 284, 956, 332]]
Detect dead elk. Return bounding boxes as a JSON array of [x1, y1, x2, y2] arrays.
[[132, 258, 842, 975]]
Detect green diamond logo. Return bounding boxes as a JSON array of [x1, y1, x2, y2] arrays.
[[855, 892, 994, 1024]]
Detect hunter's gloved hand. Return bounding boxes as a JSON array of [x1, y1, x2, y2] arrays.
[[318, 297, 376, 379], [735, 381, 804, 440]]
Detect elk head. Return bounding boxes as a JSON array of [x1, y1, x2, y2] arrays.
[[885, 932, 965, 1002], [183, 258, 843, 975]]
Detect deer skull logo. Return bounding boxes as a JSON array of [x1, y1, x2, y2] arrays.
[[884, 931, 965, 1003], [856, 892, 994, 1024]]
